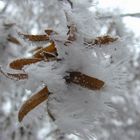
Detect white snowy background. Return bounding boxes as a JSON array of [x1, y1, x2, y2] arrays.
[[98, 0, 140, 37]]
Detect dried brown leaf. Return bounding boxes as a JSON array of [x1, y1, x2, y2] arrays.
[[7, 73, 28, 80], [33, 42, 57, 59], [40, 52, 57, 61], [94, 35, 118, 45], [0, 67, 28, 81], [19, 33, 49, 41], [18, 86, 50, 122], [84, 35, 118, 46], [7, 35, 21, 45], [9, 58, 42, 70], [65, 71, 105, 90]]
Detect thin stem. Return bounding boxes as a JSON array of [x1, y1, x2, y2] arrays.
[[98, 13, 140, 19]]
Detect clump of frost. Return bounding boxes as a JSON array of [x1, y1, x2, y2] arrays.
[[14, 0, 129, 139], [22, 34, 129, 139], [62, 0, 98, 38]]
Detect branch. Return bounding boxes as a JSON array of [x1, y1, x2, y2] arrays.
[[98, 13, 140, 19]]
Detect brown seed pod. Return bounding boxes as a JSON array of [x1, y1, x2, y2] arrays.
[[19, 33, 50, 41], [33, 42, 57, 59], [65, 71, 105, 90], [94, 35, 118, 45], [9, 58, 42, 70], [18, 86, 50, 122]]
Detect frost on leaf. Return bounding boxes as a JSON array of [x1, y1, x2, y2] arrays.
[[9, 41, 58, 70], [94, 35, 118, 45], [9, 58, 42, 70], [18, 33, 50, 42], [0, 67, 28, 81], [18, 86, 50, 122], [85, 35, 118, 46], [33, 42, 57, 59], [65, 71, 104, 90]]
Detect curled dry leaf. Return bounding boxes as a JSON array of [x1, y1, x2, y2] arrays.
[[33, 42, 57, 59], [18, 86, 50, 122], [65, 71, 105, 90], [9, 58, 42, 70], [40, 52, 57, 61], [0, 67, 28, 80], [19, 33, 50, 41]]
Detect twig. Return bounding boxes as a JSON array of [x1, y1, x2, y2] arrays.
[[98, 13, 140, 19]]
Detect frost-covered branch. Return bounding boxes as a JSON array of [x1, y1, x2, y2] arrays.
[[98, 12, 140, 19]]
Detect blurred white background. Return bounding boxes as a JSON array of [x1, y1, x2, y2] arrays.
[[98, 0, 140, 37]]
